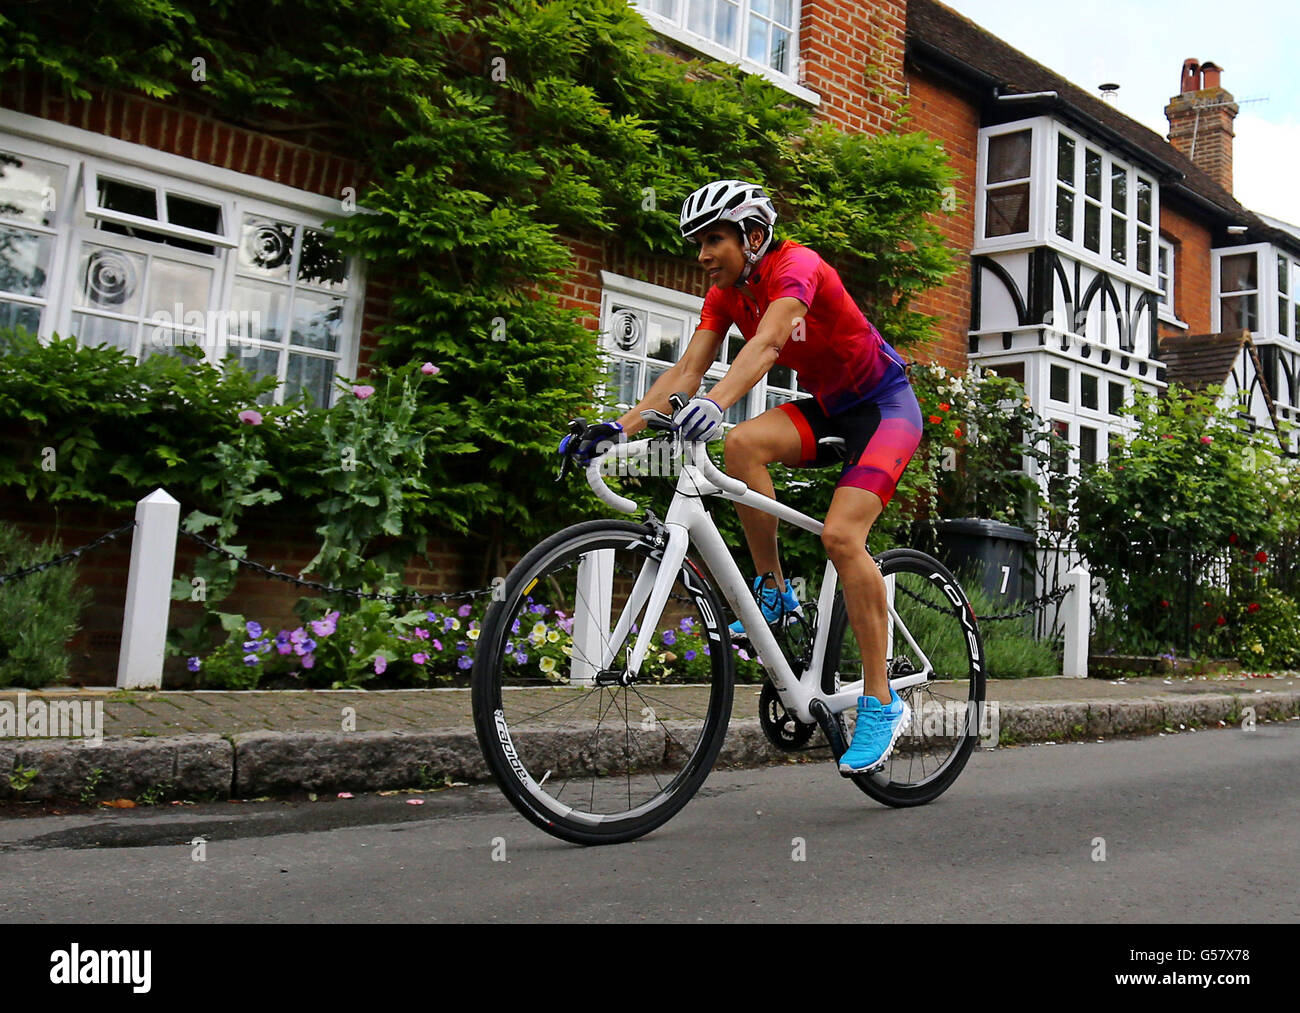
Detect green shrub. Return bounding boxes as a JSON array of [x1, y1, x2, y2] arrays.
[[0, 523, 91, 688], [1208, 587, 1300, 671], [957, 579, 1058, 680]]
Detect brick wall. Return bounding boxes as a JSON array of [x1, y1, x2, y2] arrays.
[[901, 66, 977, 372], [1158, 198, 1215, 337], [800, 0, 907, 133]]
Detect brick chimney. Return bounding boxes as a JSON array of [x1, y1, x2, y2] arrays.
[[1165, 58, 1238, 193]]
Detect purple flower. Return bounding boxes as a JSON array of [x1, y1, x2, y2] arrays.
[[679, 617, 695, 633], [426, 611, 439, 622], [555, 610, 567, 620], [558, 617, 574, 634], [661, 630, 676, 646], [289, 627, 308, 645], [243, 654, 260, 666], [457, 655, 473, 670], [294, 638, 318, 657], [245, 621, 262, 639], [243, 640, 260, 651], [510, 618, 521, 634], [238, 409, 263, 426], [414, 627, 430, 640], [374, 655, 388, 675], [456, 641, 468, 653], [301, 653, 315, 669], [738, 649, 750, 661], [458, 603, 472, 617], [276, 630, 291, 648], [310, 612, 338, 637], [444, 617, 456, 631], [685, 650, 697, 661], [703, 645, 710, 655], [412, 652, 429, 665], [276, 641, 293, 656], [530, 603, 546, 614], [514, 651, 527, 664], [187, 657, 201, 672], [431, 639, 443, 651]]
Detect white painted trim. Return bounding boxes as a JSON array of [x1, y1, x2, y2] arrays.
[[634, 7, 820, 107], [600, 270, 704, 314], [0, 108, 346, 215]]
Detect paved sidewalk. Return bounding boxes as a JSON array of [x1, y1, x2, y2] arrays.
[[2, 673, 1297, 803]]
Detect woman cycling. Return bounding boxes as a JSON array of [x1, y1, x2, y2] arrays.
[[559, 179, 923, 774]]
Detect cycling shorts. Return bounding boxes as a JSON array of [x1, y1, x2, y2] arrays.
[[777, 381, 922, 508]]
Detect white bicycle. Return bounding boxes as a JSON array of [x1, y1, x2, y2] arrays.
[[472, 394, 987, 845]]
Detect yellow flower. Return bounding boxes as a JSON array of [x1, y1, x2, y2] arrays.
[[546, 630, 560, 643], [467, 628, 479, 641], [449, 618, 461, 630], [532, 621, 547, 638], [561, 645, 572, 656], [539, 656, 556, 674]]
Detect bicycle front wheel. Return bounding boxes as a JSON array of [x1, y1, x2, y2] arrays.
[[471, 520, 735, 845], [824, 548, 987, 807]]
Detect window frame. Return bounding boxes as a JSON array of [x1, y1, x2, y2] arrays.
[[632, 0, 818, 106], [1156, 237, 1180, 323], [598, 270, 803, 424], [1211, 244, 1269, 335], [1, 109, 364, 407]]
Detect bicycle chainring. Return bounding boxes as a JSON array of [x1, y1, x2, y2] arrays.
[[758, 680, 818, 751]]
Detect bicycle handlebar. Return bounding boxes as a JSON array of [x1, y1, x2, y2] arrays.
[[585, 437, 748, 514]]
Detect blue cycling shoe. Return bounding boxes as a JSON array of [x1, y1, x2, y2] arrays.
[[728, 575, 801, 640], [838, 689, 911, 774]]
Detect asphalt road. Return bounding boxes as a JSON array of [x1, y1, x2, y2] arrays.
[[2, 723, 1297, 923]]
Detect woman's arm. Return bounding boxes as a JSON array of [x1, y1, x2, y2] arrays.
[[616, 326, 724, 436], [703, 296, 805, 411]]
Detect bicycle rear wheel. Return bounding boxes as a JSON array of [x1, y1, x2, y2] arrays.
[[824, 548, 986, 807], [471, 520, 734, 845]]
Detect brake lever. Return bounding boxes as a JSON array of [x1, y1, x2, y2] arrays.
[[555, 417, 587, 482]]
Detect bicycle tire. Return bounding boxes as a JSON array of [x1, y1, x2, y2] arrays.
[[471, 519, 735, 845], [823, 547, 986, 807]]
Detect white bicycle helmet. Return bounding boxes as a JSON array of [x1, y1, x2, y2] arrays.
[[679, 179, 778, 279]]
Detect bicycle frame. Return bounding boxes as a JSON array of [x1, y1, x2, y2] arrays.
[[583, 438, 934, 726]]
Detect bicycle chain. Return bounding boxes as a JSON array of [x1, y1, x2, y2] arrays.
[[0, 520, 136, 586]]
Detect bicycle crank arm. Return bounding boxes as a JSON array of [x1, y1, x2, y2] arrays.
[[807, 698, 847, 762]]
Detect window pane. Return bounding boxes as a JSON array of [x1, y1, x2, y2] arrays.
[[1221, 294, 1258, 331], [1079, 426, 1097, 464], [646, 312, 681, 362], [1056, 134, 1075, 184], [0, 152, 66, 228], [1111, 165, 1127, 211], [1050, 364, 1070, 402], [71, 312, 134, 352], [236, 345, 283, 404], [141, 326, 204, 361], [716, 0, 738, 47], [752, 0, 771, 15], [1108, 381, 1124, 415], [769, 363, 794, 389], [1111, 213, 1127, 264], [0, 227, 52, 297], [1282, 297, 1290, 336], [1055, 188, 1074, 240], [648, 0, 676, 16], [298, 228, 348, 290], [985, 183, 1030, 237], [1084, 150, 1102, 199], [165, 194, 223, 237], [0, 299, 41, 335], [1137, 177, 1152, 224], [986, 130, 1032, 184], [1084, 203, 1101, 253], [612, 357, 640, 405], [77, 244, 146, 315], [285, 352, 336, 406], [746, 12, 768, 63], [1136, 227, 1151, 274], [239, 217, 295, 280], [725, 331, 745, 364], [770, 27, 790, 73], [610, 306, 644, 355], [1278, 256, 1289, 295], [1220, 252, 1257, 293], [146, 258, 213, 320], [723, 398, 746, 425], [686, 0, 710, 36], [231, 281, 289, 345], [98, 178, 157, 219], [1081, 373, 1098, 410], [773, 0, 793, 24], [290, 290, 344, 352]]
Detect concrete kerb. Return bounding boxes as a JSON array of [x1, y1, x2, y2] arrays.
[[2, 693, 1298, 802]]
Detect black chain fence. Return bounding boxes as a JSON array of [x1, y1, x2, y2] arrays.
[[0, 520, 136, 586]]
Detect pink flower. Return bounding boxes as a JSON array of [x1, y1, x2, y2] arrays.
[[412, 652, 428, 665], [414, 627, 429, 640], [374, 655, 388, 675], [421, 362, 439, 375], [431, 639, 443, 651], [1200, 435, 1213, 444], [238, 409, 263, 426], [352, 385, 375, 400], [738, 649, 750, 661], [302, 653, 315, 669]]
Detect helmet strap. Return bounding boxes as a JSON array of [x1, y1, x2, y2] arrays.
[[738, 227, 773, 281]]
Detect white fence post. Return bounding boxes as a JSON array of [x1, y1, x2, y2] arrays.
[[570, 549, 614, 687], [1062, 564, 1091, 678], [116, 489, 180, 689]]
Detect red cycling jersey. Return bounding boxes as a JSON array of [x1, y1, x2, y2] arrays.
[[697, 239, 904, 415]]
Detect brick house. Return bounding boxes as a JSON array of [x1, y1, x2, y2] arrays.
[[903, 0, 1300, 469]]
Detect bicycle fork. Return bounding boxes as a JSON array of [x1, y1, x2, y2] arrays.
[[597, 523, 691, 682]]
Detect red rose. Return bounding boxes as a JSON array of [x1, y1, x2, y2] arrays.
[[1229, 534, 1238, 545], [1247, 603, 1261, 613], [1193, 622, 1202, 629], [929, 415, 942, 425], [1160, 600, 1170, 608], [1255, 551, 1268, 563], [1216, 616, 1226, 626], [938, 402, 950, 412], [953, 427, 963, 438]]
